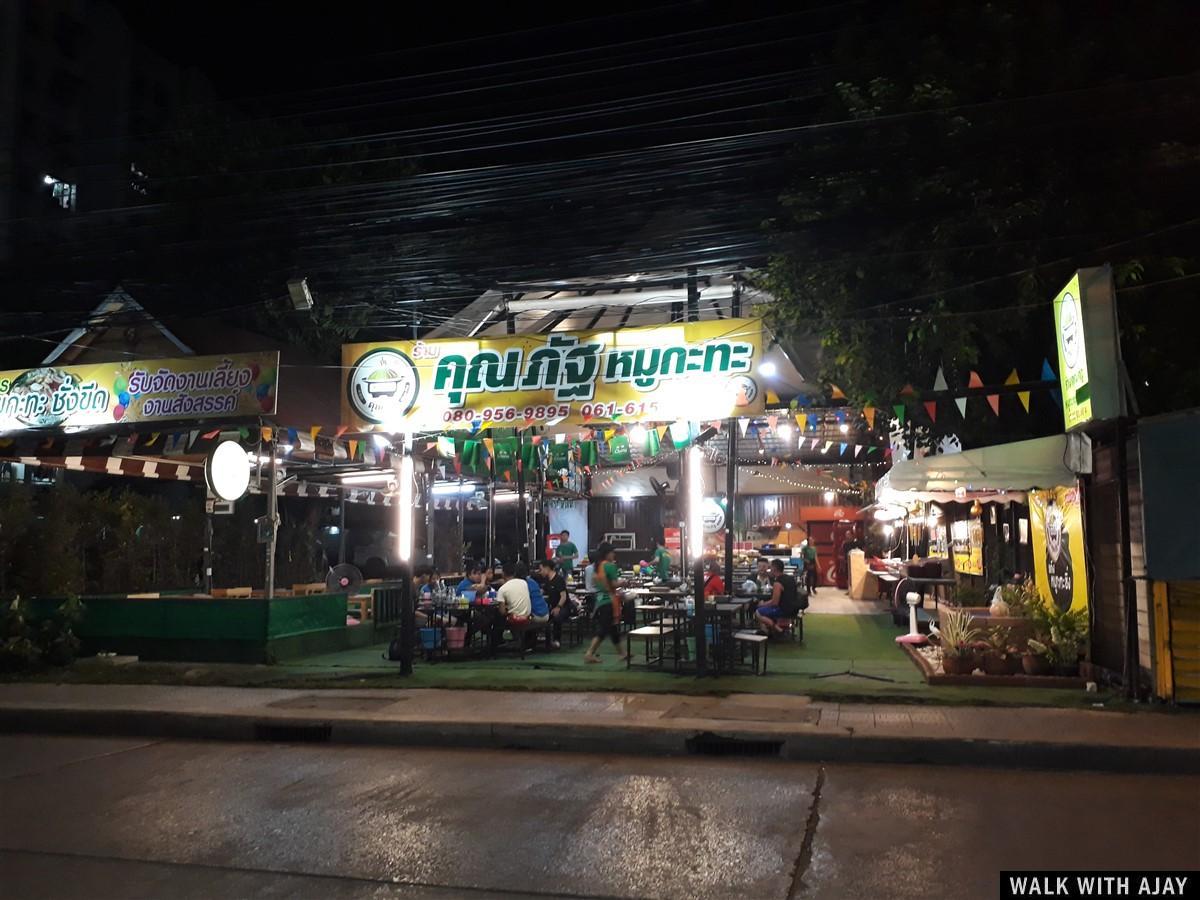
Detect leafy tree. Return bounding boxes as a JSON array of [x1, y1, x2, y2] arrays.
[[765, 1, 1200, 436]]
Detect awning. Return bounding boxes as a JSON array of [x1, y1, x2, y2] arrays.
[[883, 434, 1090, 494]]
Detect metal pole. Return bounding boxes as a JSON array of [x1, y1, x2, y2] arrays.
[[203, 508, 213, 595], [457, 474, 466, 570], [688, 447, 708, 675], [337, 492, 347, 566], [724, 417, 736, 589], [485, 466, 495, 568], [517, 442, 528, 563], [424, 469, 435, 570], [1116, 418, 1139, 699], [265, 442, 278, 599], [397, 562, 414, 676]]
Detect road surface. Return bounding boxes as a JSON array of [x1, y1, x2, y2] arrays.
[[0, 735, 1196, 899]]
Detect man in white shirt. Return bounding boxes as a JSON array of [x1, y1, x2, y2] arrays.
[[497, 561, 532, 619]]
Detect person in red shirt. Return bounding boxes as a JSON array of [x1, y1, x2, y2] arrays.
[[702, 561, 726, 597]]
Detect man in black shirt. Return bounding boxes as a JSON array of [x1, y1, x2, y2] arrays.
[[538, 559, 573, 648], [755, 558, 806, 634]]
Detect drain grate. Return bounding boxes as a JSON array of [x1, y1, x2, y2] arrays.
[[254, 722, 333, 743], [685, 734, 784, 757]]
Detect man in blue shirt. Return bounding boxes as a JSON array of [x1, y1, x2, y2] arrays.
[[456, 563, 486, 599]]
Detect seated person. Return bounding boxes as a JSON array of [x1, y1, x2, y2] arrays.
[[456, 563, 487, 599], [518, 561, 551, 650], [538, 559, 574, 649], [755, 558, 804, 635], [702, 561, 726, 597], [412, 565, 435, 625], [497, 561, 532, 623], [755, 558, 773, 592]]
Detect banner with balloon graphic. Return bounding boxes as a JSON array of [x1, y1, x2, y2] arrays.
[[0, 352, 279, 433]]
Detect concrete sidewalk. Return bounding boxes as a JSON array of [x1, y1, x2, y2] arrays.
[[0, 683, 1195, 774]]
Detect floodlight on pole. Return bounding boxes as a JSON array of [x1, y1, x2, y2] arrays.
[[687, 445, 704, 560], [397, 451, 414, 563]]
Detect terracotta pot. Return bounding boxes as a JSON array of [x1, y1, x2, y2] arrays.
[[982, 651, 1010, 676], [942, 653, 971, 675], [1022, 653, 1051, 676]]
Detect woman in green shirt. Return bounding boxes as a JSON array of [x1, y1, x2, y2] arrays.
[[583, 542, 629, 663], [652, 538, 672, 580]]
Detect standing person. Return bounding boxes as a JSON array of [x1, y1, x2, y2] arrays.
[[538, 559, 572, 649], [583, 542, 629, 664], [554, 530, 579, 574], [801, 539, 819, 595], [652, 537, 672, 581], [756, 558, 804, 634]]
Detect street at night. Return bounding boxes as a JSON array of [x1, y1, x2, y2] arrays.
[[3, 2, 1200, 896], [1, 735, 1197, 900]]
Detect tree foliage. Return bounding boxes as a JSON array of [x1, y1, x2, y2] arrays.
[[766, 1, 1200, 432]]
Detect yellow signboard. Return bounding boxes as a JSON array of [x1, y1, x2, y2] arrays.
[[0, 353, 279, 433], [1030, 486, 1089, 612], [951, 513, 984, 576], [341, 318, 765, 431]]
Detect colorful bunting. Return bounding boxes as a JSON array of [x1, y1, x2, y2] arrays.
[[348, 439, 358, 460], [310, 426, 321, 441], [608, 435, 631, 464], [1041, 358, 1061, 407], [829, 384, 847, 400], [899, 383, 917, 399], [892, 404, 906, 426], [767, 414, 778, 432], [839, 442, 847, 455], [1004, 369, 1029, 413], [933, 366, 948, 394], [863, 406, 876, 430], [335, 425, 348, 439], [202, 429, 220, 440], [854, 445, 864, 458], [924, 401, 937, 422], [807, 412, 819, 431]]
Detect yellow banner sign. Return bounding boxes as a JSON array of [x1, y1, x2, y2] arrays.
[[1030, 486, 1089, 612], [0, 352, 279, 433], [341, 318, 765, 431], [951, 513, 984, 576]]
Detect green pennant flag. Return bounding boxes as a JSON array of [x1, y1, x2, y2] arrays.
[[520, 439, 538, 470], [608, 434, 631, 464], [579, 440, 599, 467], [550, 442, 569, 470], [892, 404, 907, 426], [494, 436, 518, 473], [669, 421, 691, 449], [462, 439, 482, 472], [644, 427, 661, 457]]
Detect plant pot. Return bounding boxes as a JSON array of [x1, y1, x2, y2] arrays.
[[1022, 653, 1051, 676], [982, 651, 1010, 676], [942, 653, 971, 675]]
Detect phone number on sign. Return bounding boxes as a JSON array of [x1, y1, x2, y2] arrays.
[[578, 401, 656, 419], [442, 404, 572, 424]]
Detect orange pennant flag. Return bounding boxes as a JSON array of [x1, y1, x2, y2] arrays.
[[829, 384, 847, 400], [310, 425, 322, 441], [261, 426, 273, 442], [348, 439, 358, 460], [863, 407, 876, 430]]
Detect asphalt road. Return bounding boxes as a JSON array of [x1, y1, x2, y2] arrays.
[[0, 735, 1196, 900]]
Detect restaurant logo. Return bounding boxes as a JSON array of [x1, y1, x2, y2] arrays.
[[1059, 292, 1082, 370], [348, 349, 420, 425], [725, 374, 759, 408]]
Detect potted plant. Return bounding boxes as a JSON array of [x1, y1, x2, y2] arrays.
[[936, 607, 979, 675], [1028, 603, 1087, 676], [1023, 639, 1052, 676], [981, 626, 1014, 676]]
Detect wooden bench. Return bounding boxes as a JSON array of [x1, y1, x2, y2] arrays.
[[626, 625, 676, 669], [734, 631, 770, 675], [292, 583, 327, 596], [347, 593, 374, 621]]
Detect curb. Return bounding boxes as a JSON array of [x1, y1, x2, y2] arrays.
[[2, 706, 1195, 775]]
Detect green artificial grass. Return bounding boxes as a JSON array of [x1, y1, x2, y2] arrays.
[[2, 613, 1131, 710]]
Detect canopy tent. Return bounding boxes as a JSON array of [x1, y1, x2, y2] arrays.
[[881, 434, 1091, 499]]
